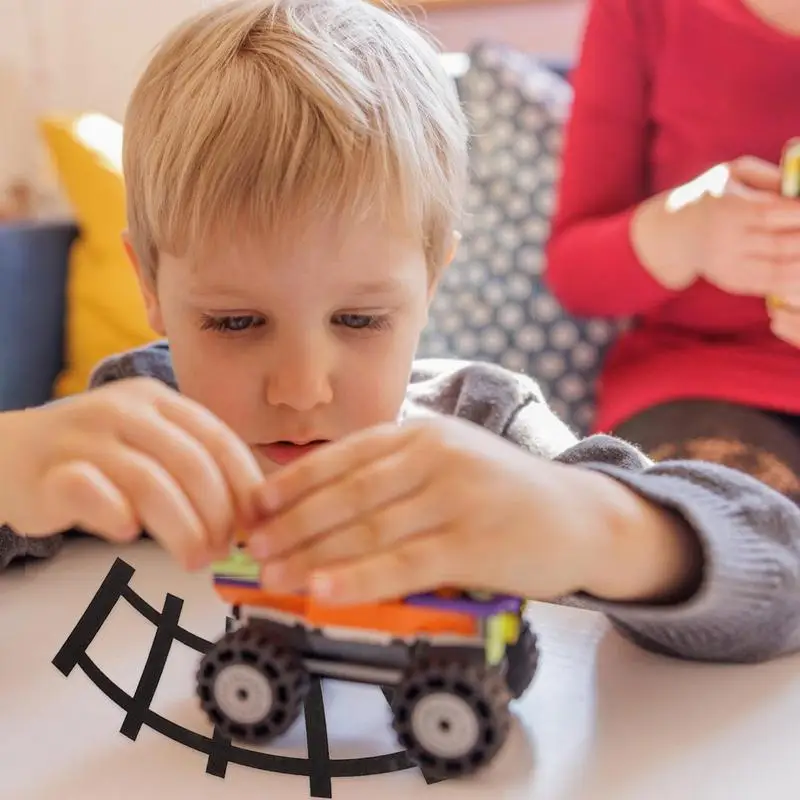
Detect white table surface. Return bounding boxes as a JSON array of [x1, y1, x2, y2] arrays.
[[2, 536, 799, 800]]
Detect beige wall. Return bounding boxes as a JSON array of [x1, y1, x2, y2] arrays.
[[410, 0, 587, 54], [0, 0, 587, 210]]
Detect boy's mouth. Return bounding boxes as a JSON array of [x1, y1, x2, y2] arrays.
[[256, 439, 330, 466]]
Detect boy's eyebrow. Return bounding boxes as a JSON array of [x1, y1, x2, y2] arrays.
[[184, 276, 410, 304], [347, 277, 408, 296], [184, 285, 256, 302]]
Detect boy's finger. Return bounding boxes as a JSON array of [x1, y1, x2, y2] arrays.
[[115, 412, 237, 551], [307, 529, 460, 606], [94, 446, 211, 569], [253, 486, 445, 576], [157, 395, 264, 522], [256, 422, 416, 514], [247, 446, 433, 560], [46, 461, 140, 541]]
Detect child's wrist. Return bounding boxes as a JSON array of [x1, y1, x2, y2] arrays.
[[576, 469, 704, 604]]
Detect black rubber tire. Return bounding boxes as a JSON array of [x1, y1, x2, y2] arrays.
[[196, 624, 309, 743], [504, 620, 539, 699], [391, 656, 511, 779]]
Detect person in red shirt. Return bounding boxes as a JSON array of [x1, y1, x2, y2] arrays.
[[545, 0, 800, 501]]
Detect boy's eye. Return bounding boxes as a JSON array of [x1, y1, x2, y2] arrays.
[[334, 313, 390, 331], [200, 314, 264, 332]]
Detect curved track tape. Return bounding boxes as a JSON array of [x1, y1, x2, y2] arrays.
[[52, 557, 444, 797]]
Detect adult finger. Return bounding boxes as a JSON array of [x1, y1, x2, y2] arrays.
[[750, 199, 800, 232], [255, 422, 419, 515], [767, 270, 800, 300], [738, 239, 800, 298], [729, 156, 782, 194], [156, 394, 264, 523], [247, 443, 435, 560], [747, 228, 800, 260], [253, 488, 450, 590], [307, 528, 465, 606], [769, 305, 800, 348]]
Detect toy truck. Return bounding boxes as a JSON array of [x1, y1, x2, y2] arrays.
[[196, 544, 539, 779]]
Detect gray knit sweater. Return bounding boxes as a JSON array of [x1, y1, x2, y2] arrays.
[[4, 341, 800, 664]]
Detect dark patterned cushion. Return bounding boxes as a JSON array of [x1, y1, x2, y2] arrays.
[[418, 42, 625, 435]]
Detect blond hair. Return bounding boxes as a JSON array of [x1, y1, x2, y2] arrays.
[[123, 0, 468, 279]]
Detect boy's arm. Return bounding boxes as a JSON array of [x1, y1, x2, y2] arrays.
[[88, 340, 176, 389], [0, 412, 66, 569], [507, 403, 800, 663], [0, 341, 174, 572], [411, 360, 800, 663]]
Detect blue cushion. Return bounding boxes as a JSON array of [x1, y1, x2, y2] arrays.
[[0, 221, 77, 410]]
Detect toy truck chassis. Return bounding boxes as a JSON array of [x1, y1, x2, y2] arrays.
[[196, 547, 539, 779]]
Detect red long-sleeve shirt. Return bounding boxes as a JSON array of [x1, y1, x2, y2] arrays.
[[544, 0, 800, 434]]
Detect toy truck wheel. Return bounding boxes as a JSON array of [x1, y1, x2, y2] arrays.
[[390, 656, 511, 779], [196, 625, 309, 743], [503, 620, 539, 699]]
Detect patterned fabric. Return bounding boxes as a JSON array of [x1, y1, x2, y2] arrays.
[[417, 41, 625, 435]]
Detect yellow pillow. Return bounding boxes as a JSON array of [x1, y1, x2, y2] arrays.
[[38, 113, 158, 397]]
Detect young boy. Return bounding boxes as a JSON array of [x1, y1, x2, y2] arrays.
[[1, 0, 800, 665]]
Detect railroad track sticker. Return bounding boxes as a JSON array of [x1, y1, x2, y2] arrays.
[[51, 556, 447, 798], [0, 538, 534, 797], [6, 536, 795, 800]]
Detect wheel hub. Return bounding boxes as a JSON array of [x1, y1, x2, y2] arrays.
[[410, 692, 480, 759], [213, 663, 273, 724]]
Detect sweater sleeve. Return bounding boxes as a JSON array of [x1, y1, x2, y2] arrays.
[[408, 360, 800, 663], [544, 0, 680, 317], [551, 431, 800, 663], [0, 524, 64, 570]]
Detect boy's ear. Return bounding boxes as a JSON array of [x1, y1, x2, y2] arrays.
[[447, 230, 462, 266], [122, 231, 166, 335]]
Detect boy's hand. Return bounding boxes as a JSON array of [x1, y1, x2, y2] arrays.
[[0, 378, 263, 568], [246, 418, 701, 605]]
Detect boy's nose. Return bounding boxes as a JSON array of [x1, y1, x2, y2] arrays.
[[265, 351, 333, 411]]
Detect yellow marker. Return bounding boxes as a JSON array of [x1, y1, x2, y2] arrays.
[[782, 139, 800, 199], [768, 139, 800, 311]]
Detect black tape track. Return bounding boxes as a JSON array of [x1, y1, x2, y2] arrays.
[[53, 557, 441, 797]]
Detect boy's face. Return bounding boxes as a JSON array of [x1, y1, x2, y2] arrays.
[[129, 217, 442, 475]]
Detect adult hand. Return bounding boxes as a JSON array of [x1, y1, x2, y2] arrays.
[[687, 156, 800, 297]]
